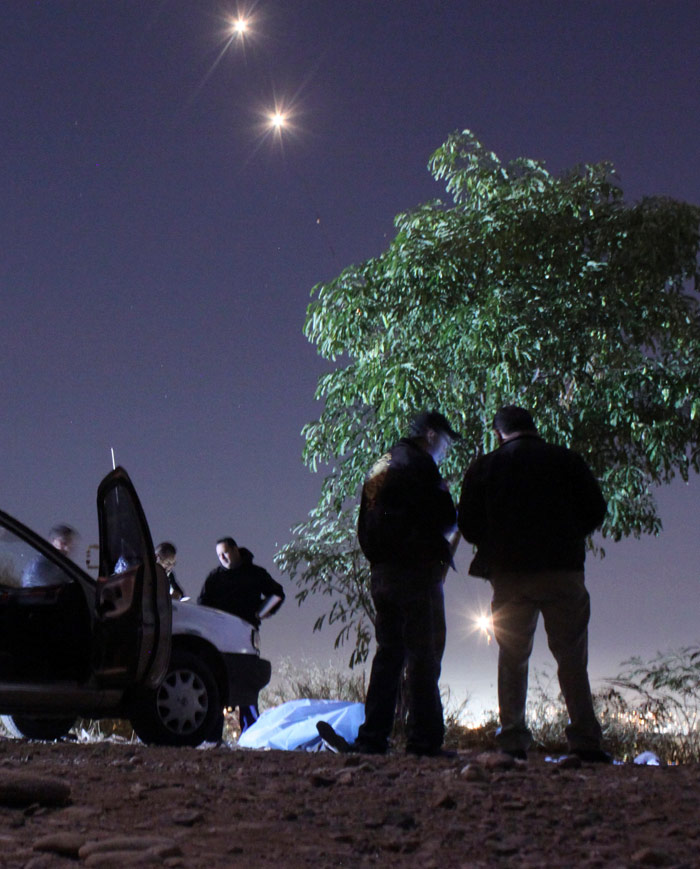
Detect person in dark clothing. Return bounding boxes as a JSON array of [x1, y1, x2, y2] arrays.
[[198, 536, 284, 732], [198, 537, 284, 628], [318, 410, 461, 758], [21, 524, 79, 588], [458, 405, 609, 762], [155, 541, 186, 600]]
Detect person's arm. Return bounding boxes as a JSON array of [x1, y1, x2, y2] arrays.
[[409, 454, 456, 539], [169, 572, 186, 601], [457, 461, 486, 544], [440, 528, 462, 581], [257, 570, 285, 619], [571, 454, 608, 536], [257, 594, 283, 619], [196, 574, 211, 606]]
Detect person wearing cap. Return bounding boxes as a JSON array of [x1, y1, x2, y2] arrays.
[[458, 405, 610, 762], [198, 536, 285, 732], [318, 410, 460, 757]]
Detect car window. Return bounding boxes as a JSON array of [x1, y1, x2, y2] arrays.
[[0, 526, 73, 589], [100, 483, 146, 576]]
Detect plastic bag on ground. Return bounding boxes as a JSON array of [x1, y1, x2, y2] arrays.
[[237, 698, 364, 751], [634, 750, 661, 766]]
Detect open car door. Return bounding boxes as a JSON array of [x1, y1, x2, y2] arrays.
[[92, 467, 171, 690]]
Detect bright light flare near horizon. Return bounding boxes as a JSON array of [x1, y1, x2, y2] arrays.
[[471, 610, 494, 644]]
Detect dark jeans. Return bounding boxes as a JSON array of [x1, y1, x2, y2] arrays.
[[358, 562, 446, 754], [490, 569, 603, 752]]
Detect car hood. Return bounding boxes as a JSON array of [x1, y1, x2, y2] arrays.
[[171, 599, 260, 655]]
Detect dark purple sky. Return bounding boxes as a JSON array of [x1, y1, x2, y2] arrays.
[[2, 1, 699, 715]]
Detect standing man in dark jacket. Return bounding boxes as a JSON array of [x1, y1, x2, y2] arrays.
[[458, 406, 609, 762], [319, 411, 460, 757], [198, 537, 285, 628], [198, 537, 284, 731]]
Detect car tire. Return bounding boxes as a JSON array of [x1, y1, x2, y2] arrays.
[[0, 714, 75, 741], [129, 649, 222, 747]]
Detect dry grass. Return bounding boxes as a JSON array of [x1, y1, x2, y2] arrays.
[[2, 646, 697, 762]]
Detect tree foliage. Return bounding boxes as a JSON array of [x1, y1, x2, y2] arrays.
[[276, 130, 700, 665]]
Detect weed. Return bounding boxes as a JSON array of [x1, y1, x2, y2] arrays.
[[2, 645, 696, 762], [260, 657, 367, 708]]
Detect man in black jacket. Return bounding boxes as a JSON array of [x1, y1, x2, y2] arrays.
[[319, 410, 460, 758], [198, 537, 285, 629], [198, 537, 284, 731], [458, 406, 609, 762]]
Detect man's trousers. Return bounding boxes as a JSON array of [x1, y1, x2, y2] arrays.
[[358, 562, 446, 754], [490, 569, 603, 753]]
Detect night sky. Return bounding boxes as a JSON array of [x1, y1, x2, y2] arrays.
[[2, 1, 699, 717]]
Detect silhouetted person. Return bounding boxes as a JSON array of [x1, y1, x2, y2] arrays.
[[155, 541, 186, 600], [318, 411, 460, 758], [458, 405, 610, 762], [198, 536, 284, 731], [22, 524, 79, 588]]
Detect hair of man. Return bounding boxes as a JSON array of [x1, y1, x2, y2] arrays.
[[492, 405, 537, 436], [155, 541, 177, 560], [48, 523, 78, 543]]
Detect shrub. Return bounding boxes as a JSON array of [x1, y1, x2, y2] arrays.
[[601, 645, 700, 764], [260, 657, 367, 709]]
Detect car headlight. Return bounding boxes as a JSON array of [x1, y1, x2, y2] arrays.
[[251, 628, 260, 652]]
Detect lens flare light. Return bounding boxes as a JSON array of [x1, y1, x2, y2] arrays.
[[472, 611, 494, 644], [269, 110, 287, 129], [229, 15, 251, 37]]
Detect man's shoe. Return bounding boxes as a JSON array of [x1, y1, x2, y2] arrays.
[[316, 721, 356, 753], [316, 721, 386, 755], [504, 748, 528, 761], [572, 748, 612, 764]]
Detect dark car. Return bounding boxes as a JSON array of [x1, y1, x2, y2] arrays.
[[0, 467, 270, 746]]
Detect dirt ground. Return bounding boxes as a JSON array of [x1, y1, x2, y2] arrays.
[[0, 738, 698, 869]]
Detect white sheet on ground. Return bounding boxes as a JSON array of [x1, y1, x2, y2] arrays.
[[237, 698, 365, 751]]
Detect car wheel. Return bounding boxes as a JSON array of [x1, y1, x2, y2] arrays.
[[129, 649, 222, 747], [0, 714, 75, 741]]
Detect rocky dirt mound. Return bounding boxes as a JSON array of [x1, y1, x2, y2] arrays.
[[0, 738, 698, 867]]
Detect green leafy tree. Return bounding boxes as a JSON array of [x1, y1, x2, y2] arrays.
[[276, 130, 700, 666]]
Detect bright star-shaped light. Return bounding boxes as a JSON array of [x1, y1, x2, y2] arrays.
[[471, 611, 494, 644], [253, 95, 302, 144], [230, 16, 250, 36], [259, 101, 295, 139], [475, 614, 491, 634], [269, 111, 286, 129]]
